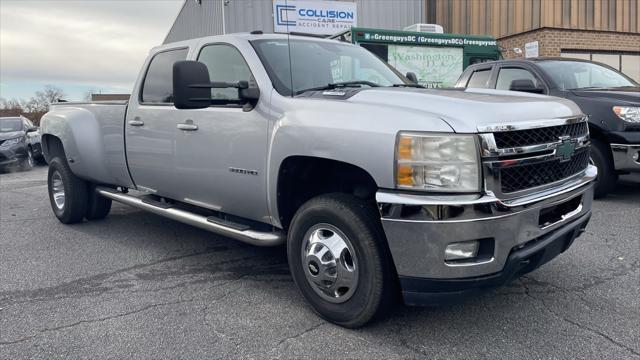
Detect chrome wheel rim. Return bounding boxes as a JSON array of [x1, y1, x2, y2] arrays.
[[51, 170, 65, 210], [27, 150, 34, 167], [301, 223, 358, 303]]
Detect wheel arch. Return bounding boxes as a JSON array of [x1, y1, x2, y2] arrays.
[[275, 155, 379, 230]]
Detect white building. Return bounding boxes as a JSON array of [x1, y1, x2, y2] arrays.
[[164, 0, 426, 44]]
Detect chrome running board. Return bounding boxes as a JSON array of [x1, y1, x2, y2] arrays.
[[95, 187, 284, 246]]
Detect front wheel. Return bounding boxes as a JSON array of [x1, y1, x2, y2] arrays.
[[21, 148, 34, 171], [590, 138, 618, 198], [287, 193, 396, 328]]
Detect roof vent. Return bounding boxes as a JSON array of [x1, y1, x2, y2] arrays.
[[403, 24, 444, 34]]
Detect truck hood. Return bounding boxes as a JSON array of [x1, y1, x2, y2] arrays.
[[345, 87, 582, 133], [569, 87, 640, 105]]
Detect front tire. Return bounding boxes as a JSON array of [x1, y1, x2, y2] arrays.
[[47, 157, 88, 224], [287, 193, 396, 328], [590, 138, 617, 198]]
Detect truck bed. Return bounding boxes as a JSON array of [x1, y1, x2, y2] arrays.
[[42, 101, 133, 187]]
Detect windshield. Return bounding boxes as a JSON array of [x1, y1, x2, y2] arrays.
[[0, 118, 23, 133], [538, 60, 638, 90], [251, 39, 406, 95]]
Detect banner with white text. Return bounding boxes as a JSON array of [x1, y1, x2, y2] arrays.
[[388, 45, 463, 88]]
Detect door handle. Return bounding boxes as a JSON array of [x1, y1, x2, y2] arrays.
[[177, 120, 198, 131], [128, 119, 144, 126]]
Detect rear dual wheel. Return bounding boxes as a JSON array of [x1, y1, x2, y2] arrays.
[[47, 157, 112, 223], [287, 193, 396, 328]]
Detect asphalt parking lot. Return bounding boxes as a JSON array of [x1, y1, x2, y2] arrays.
[[1, 165, 638, 359]]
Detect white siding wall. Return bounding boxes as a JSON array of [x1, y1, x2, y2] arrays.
[[164, 0, 426, 44], [164, 0, 225, 44], [354, 0, 424, 30]]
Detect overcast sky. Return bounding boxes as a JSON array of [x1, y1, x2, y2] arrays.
[[0, 0, 184, 101]]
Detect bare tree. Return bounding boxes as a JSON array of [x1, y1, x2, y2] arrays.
[[28, 85, 66, 112], [0, 97, 24, 117], [1, 85, 65, 124]]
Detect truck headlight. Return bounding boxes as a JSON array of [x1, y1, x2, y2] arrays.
[[613, 106, 640, 123], [395, 132, 480, 192], [0, 137, 23, 147]]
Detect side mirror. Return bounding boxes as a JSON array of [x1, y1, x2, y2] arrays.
[[238, 81, 260, 101], [173, 60, 212, 109], [406, 72, 419, 84], [509, 79, 544, 94], [173, 61, 260, 109], [26, 126, 38, 133]]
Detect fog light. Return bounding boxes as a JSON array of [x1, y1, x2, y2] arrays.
[[445, 241, 479, 261], [633, 151, 639, 162]]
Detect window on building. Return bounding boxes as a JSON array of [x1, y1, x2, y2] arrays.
[[197, 44, 255, 101], [561, 51, 640, 83], [621, 55, 640, 83], [560, 52, 590, 61], [496, 68, 541, 90], [591, 54, 620, 70], [466, 69, 491, 88], [141, 48, 188, 103]]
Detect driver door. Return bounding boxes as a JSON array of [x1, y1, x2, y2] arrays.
[[172, 43, 270, 222]]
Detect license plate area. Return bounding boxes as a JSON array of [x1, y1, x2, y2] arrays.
[[538, 195, 583, 229]]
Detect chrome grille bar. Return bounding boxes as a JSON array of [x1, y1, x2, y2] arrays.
[[479, 116, 590, 200]]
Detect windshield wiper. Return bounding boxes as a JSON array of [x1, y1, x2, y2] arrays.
[[573, 86, 609, 90], [391, 83, 425, 88], [295, 81, 380, 95]]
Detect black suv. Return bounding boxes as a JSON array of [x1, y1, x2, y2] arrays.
[[456, 58, 640, 197], [0, 116, 42, 171]]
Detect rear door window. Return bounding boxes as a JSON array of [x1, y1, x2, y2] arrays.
[[141, 48, 188, 104], [496, 67, 542, 90], [466, 69, 492, 88]]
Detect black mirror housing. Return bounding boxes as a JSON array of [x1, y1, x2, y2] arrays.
[[173, 61, 260, 109], [238, 81, 260, 101], [26, 127, 38, 133], [173, 61, 212, 109], [406, 72, 419, 84], [509, 79, 544, 94]]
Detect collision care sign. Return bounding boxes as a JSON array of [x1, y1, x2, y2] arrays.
[[273, 0, 357, 35]]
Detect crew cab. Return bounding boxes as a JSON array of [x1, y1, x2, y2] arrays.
[[456, 58, 640, 197], [40, 33, 596, 327]]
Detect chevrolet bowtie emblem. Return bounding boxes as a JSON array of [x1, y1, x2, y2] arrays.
[[556, 137, 576, 162]]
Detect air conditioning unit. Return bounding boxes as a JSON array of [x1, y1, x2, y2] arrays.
[[403, 24, 444, 34]]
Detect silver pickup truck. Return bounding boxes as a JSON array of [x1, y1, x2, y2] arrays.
[[41, 33, 596, 328]]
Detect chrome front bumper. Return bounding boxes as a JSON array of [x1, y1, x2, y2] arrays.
[[377, 165, 596, 280], [611, 143, 640, 172]]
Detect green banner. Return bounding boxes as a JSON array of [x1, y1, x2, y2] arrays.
[[388, 45, 463, 88]]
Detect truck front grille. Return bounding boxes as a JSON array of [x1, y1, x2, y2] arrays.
[[480, 117, 591, 199], [499, 147, 590, 193], [494, 122, 588, 148]]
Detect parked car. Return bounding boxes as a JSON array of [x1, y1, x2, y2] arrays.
[[40, 33, 595, 327], [456, 58, 640, 197], [0, 116, 43, 171]]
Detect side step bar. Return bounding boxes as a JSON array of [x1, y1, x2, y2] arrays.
[[96, 187, 285, 247]]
